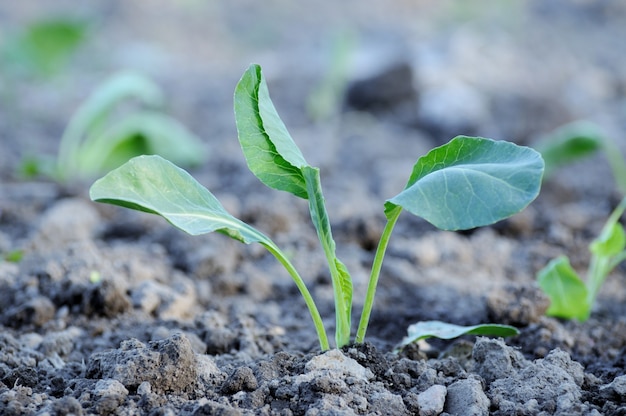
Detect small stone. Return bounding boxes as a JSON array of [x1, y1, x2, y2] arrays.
[[444, 376, 489, 416], [302, 349, 374, 382], [418, 384, 446, 416], [93, 379, 129, 414], [472, 337, 524, 384], [600, 375, 626, 398], [220, 367, 258, 394]]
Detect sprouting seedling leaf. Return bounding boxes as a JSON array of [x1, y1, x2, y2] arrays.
[[386, 136, 544, 230], [234, 64, 308, 198], [396, 320, 519, 351], [537, 256, 590, 321]]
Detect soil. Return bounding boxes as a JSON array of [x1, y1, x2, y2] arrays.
[[2, 1, 626, 415]]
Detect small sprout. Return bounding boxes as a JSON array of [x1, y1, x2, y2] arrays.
[[538, 120, 626, 194], [91, 64, 544, 350], [2, 17, 88, 78], [538, 197, 626, 321], [53, 71, 205, 182], [395, 321, 519, 352]]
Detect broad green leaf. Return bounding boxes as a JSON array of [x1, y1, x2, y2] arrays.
[[398, 320, 519, 349], [537, 256, 590, 321], [590, 222, 626, 258], [386, 136, 544, 230], [234, 64, 308, 199], [538, 121, 603, 177], [90, 155, 264, 245]]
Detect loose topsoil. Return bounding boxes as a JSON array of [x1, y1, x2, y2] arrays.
[[2, 1, 626, 415]]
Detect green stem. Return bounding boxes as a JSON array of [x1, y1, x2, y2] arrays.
[[356, 205, 402, 343], [586, 255, 606, 307], [262, 241, 330, 351], [303, 167, 352, 348], [587, 197, 626, 306]]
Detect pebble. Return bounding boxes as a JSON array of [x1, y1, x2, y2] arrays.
[[417, 384, 447, 416], [444, 376, 490, 416]]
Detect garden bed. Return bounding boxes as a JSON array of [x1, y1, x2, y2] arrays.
[[1, 1, 626, 414]]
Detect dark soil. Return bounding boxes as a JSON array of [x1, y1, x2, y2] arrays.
[[2, 1, 626, 415]]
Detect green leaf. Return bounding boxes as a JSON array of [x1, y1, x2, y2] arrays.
[[590, 197, 626, 258], [538, 121, 604, 177], [386, 136, 544, 230], [3, 18, 88, 77], [58, 71, 165, 179], [90, 155, 264, 244], [590, 222, 626, 258], [398, 320, 519, 348], [2, 250, 24, 263], [234, 64, 309, 199], [537, 256, 590, 321], [76, 112, 205, 176]]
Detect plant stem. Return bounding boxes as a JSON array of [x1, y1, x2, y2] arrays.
[[262, 241, 330, 351], [303, 167, 352, 348], [586, 196, 626, 308], [356, 205, 402, 343]]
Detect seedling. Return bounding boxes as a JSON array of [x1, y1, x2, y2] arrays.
[[538, 121, 626, 194], [1, 17, 88, 78], [538, 197, 626, 321], [22, 71, 205, 182], [90, 64, 544, 350]]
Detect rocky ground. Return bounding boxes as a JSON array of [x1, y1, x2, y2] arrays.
[[2, 1, 626, 415]]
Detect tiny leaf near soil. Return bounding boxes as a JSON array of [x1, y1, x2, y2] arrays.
[[396, 321, 519, 351], [385, 136, 544, 230], [537, 256, 590, 321]]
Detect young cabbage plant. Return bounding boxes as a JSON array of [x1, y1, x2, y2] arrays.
[[90, 64, 544, 350], [538, 197, 626, 321], [538, 121, 626, 194], [52, 71, 204, 182]]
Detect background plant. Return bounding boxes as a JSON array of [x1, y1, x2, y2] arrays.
[[23, 70, 205, 182], [538, 197, 626, 321], [538, 120, 626, 194], [90, 64, 544, 350]]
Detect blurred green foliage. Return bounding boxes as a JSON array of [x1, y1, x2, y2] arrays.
[[2, 17, 88, 78]]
